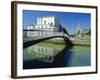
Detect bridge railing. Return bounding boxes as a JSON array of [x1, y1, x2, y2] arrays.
[[23, 29, 71, 42], [23, 31, 66, 41]]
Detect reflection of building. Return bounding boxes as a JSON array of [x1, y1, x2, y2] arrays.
[[27, 45, 54, 63], [26, 16, 60, 37], [28, 45, 54, 56], [32, 45, 53, 56]]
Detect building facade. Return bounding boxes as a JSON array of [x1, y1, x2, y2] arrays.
[[36, 16, 59, 31], [26, 16, 60, 37]]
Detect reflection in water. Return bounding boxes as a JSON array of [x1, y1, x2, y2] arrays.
[[23, 42, 90, 69], [24, 45, 54, 63]]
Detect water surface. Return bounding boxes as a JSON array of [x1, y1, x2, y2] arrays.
[[23, 42, 90, 69]]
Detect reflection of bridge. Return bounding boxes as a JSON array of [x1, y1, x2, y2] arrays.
[[23, 29, 73, 49]]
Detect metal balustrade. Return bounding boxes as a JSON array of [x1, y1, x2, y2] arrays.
[[23, 29, 73, 48], [23, 31, 69, 42]]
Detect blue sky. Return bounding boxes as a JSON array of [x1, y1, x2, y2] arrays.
[[23, 10, 91, 33]]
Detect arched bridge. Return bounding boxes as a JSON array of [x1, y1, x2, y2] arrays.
[[23, 30, 73, 49]]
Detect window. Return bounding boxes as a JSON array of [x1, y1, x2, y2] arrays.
[[45, 26, 47, 28], [40, 18, 42, 21], [38, 48, 40, 52], [41, 26, 43, 29], [45, 48, 47, 53], [32, 33, 34, 36], [44, 21, 46, 24], [38, 32, 39, 36], [41, 48, 44, 52], [51, 22, 53, 25]]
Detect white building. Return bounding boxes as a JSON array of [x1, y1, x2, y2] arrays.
[[26, 16, 60, 37], [36, 16, 59, 31], [27, 25, 34, 30]]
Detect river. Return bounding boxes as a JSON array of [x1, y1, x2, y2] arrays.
[[23, 41, 90, 69]]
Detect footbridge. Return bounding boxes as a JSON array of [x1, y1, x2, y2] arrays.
[[23, 29, 73, 49]]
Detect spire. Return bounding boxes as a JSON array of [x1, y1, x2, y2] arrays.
[[76, 22, 81, 38], [77, 22, 80, 31]]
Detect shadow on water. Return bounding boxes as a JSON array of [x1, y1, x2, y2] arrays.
[[52, 46, 73, 67], [50, 36, 74, 67], [23, 44, 73, 69]]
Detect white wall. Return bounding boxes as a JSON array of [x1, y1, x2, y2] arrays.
[[0, 0, 100, 80]]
